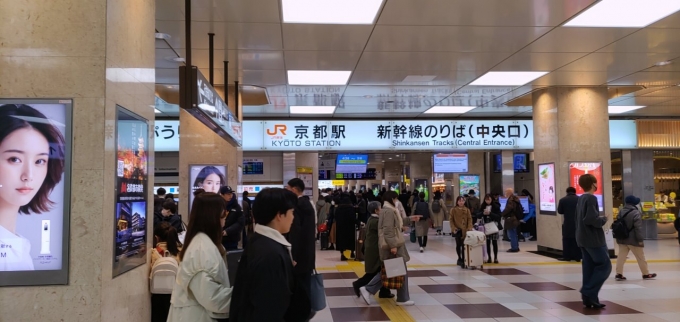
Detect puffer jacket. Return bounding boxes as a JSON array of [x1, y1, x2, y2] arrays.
[[616, 205, 644, 247]]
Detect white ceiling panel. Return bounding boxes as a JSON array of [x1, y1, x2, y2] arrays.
[[342, 85, 459, 98], [531, 71, 631, 86], [598, 28, 680, 54], [356, 51, 510, 72], [349, 70, 482, 85], [523, 27, 638, 53], [223, 0, 280, 23], [378, 0, 596, 27], [365, 26, 552, 52], [558, 52, 677, 72], [191, 49, 285, 71], [608, 71, 680, 86], [492, 51, 588, 72], [282, 24, 373, 51], [609, 96, 677, 107], [284, 51, 363, 70], [156, 0, 184, 21], [156, 48, 184, 69], [156, 68, 180, 84], [619, 99, 680, 116]]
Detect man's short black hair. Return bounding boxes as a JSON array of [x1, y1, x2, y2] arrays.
[[566, 187, 577, 194], [253, 188, 298, 225], [243, 191, 249, 197], [288, 178, 305, 192], [157, 187, 166, 196], [162, 200, 177, 214]]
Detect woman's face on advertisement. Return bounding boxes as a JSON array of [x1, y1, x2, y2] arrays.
[[0, 128, 50, 208], [201, 173, 221, 193]]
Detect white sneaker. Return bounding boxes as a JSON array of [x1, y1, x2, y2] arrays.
[[360, 286, 372, 305], [419, 247, 424, 253], [396, 300, 415, 306]]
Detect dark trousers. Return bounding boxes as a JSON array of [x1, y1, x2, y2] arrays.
[[562, 238, 582, 261], [486, 240, 498, 260], [241, 227, 248, 249], [418, 236, 428, 247], [151, 294, 171, 322], [223, 240, 238, 251], [580, 246, 612, 301], [455, 235, 465, 260], [355, 270, 391, 295]]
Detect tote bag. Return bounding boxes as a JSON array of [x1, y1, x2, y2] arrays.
[[310, 269, 327, 311], [383, 256, 407, 278], [484, 222, 499, 235]]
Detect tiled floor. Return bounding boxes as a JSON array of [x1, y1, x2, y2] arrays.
[[312, 233, 680, 322]]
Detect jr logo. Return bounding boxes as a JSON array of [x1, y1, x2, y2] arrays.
[[267, 124, 287, 136]]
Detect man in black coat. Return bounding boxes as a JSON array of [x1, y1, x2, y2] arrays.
[[153, 200, 183, 233], [220, 186, 245, 251], [285, 178, 316, 320], [558, 187, 582, 261]]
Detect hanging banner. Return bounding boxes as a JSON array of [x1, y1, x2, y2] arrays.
[[113, 106, 149, 277]]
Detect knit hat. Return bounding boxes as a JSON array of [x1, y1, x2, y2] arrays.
[[624, 195, 640, 205]]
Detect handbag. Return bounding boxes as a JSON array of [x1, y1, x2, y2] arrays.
[[410, 226, 416, 243], [318, 222, 328, 233], [484, 221, 499, 235], [177, 220, 187, 244], [381, 264, 405, 289], [383, 257, 407, 278], [310, 269, 327, 311]]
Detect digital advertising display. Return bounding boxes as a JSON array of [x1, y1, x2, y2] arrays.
[[459, 175, 480, 197], [0, 99, 72, 286], [414, 179, 429, 201], [538, 163, 556, 214], [388, 181, 400, 194], [433, 153, 468, 173], [371, 184, 381, 197], [569, 162, 604, 212], [513, 153, 529, 173], [499, 197, 530, 214], [189, 164, 227, 211], [113, 106, 149, 277], [335, 154, 368, 173]]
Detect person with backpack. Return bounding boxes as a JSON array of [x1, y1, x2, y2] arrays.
[[167, 193, 233, 322], [465, 190, 481, 215], [614, 195, 657, 281], [501, 189, 522, 253], [429, 192, 447, 235], [411, 192, 431, 253], [150, 222, 182, 322]]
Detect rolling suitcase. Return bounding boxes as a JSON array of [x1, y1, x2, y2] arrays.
[[320, 231, 329, 250], [464, 245, 484, 270], [442, 220, 452, 235], [226, 250, 243, 286], [355, 227, 366, 261]]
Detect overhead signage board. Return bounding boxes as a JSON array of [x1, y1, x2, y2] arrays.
[[179, 66, 242, 146], [154, 120, 638, 152], [154, 120, 180, 152]]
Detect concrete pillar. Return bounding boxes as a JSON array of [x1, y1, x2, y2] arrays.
[[501, 150, 515, 192], [533, 87, 613, 256], [622, 150, 655, 203]]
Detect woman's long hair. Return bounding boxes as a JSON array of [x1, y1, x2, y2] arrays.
[[382, 191, 398, 207], [179, 192, 226, 261], [154, 221, 181, 256]]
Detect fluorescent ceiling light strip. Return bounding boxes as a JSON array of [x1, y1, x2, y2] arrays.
[[290, 106, 337, 114], [608, 106, 645, 114], [469, 71, 548, 86], [287, 70, 352, 85], [564, 0, 680, 28], [154, 108, 162, 114], [282, 0, 383, 24], [424, 106, 476, 114]]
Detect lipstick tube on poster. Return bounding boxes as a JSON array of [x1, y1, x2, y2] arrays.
[[41, 220, 51, 255]]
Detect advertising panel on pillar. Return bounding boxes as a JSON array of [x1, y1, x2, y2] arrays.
[[0, 99, 72, 286], [371, 184, 381, 196], [569, 162, 604, 212], [459, 175, 480, 197], [189, 165, 227, 211], [538, 163, 556, 214], [388, 181, 400, 194], [113, 106, 149, 277], [414, 179, 429, 201]]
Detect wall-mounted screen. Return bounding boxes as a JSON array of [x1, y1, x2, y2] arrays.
[[335, 168, 377, 179], [335, 154, 368, 173], [499, 196, 530, 214], [493, 154, 502, 173], [433, 153, 468, 173], [538, 163, 556, 214], [514, 153, 529, 173], [242, 158, 264, 175], [0, 99, 72, 286], [569, 162, 604, 212], [459, 175, 480, 197], [189, 165, 227, 212], [113, 106, 149, 277]]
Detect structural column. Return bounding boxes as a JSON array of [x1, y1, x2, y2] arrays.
[[621, 150, 655, 202], [533, 87, 614, 256], [501, 150, 515, 192]]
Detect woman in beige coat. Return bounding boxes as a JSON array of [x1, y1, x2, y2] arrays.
[[429, 192, 448, 235], [450, 196, 473, 267]]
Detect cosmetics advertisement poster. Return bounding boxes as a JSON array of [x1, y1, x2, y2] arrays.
[[189, 165, 227, 211], [0, 101, 69, 274], [113, 107, 148, 277], [538, 163, 556, 213], [569, 162, 604, 212]]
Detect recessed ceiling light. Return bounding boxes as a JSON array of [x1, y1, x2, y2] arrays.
[[608, 106, 645, 114], [655, 60, 672, 67], [424, 106, 476, 114], [403, 75, 436, 82], [469, 71, 548, 86], [389, 158, 392, 160], [564, 0, 680, 28], [290, 106, 337, 114], [287, 70, 352, 85], [165, 56, 186, 63], [155, 33, 171, 40], [282, 0, 383, 24], [154, 108, 162, 114]]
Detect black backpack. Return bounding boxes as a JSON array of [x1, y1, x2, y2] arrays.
[[612, 209, 635, 239], [415, 201, 429, 218], [514, 200, 524, 220]]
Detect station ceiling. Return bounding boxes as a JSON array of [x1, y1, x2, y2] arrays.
[[154, 0, 680, 119]]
